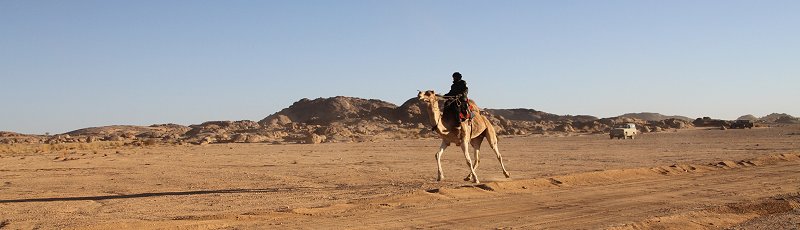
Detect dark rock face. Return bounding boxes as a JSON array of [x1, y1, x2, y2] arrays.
[[693, 117, 730, 127]]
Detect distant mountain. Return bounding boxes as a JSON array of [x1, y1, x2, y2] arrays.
[[736, 114, 758, 121], [484, 108, 597, 122], [65, 124, 189, 137], [760, 113, 797, 123], [617, 112, 691, 122], [1, 96, 699, 145], [258, 96, 397, 125], [0, 131, 28, 137]]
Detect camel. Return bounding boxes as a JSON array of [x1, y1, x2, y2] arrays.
[[417, 90, 510, 184]]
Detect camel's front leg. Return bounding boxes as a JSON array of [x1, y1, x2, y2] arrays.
[[461, 128, 479, 184], [464, 148, 480, 182], [435, 141, 448, 181]]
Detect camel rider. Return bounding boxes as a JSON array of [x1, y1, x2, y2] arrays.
[[443, 72, 470, 122]]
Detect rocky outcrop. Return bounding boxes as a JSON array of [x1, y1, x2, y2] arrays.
[[485, 109, 598, 122], [693, 117, 730, 127], [47, 124, 192, 144], [736, 114, 759, 121], [618, 112, 692, 122], [775, 115, 800, 124], [2, 96, 705, 146], [258, 96, 397, 125], [761, 113, 796, 123], [0, 132, 44, 144]]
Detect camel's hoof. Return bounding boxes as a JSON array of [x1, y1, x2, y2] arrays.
[[504, 172, 511, 178]]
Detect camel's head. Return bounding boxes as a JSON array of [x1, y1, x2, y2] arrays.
[[417, 90, 438, 104]]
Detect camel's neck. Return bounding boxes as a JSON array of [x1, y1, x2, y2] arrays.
[[425, 100, 450, 135]]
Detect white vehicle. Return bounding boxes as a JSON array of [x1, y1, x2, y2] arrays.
[[610, 123, 638, 139]]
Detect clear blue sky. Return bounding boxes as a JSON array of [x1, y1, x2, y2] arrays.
[[2, 1, 798, 134]]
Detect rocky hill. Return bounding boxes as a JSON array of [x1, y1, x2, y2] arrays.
[[760, 113, 798, 123], [734, 113, 798, 124], [0, 131, 25, 137], [736, 114, 759, 121], [194, 96, 692, 144], [692, 117, 730, 127], [484, 109, 597, 122], [618, 112, 691, 122], [0, 131, 44, 144], [3, 96, 700, 145], [66, 124, 189, 140], [774, 115, 800, 124], [258, 97, 398, 125]]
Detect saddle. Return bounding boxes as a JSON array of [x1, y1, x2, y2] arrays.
[[443, 97, 474, 122]]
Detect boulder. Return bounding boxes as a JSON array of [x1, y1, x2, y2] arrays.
[[264, 115, 293, 127], [553, 123, 575, 132], [105, 135, 125, 142], [305, 134, 326, 144], [197, 136, 214, 145], [245, 135, 267, 143], [231, 134, 248, 143]]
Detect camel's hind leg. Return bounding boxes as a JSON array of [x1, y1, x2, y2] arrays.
[[487, 127, 511, 178], [465, 136, 484, 181]]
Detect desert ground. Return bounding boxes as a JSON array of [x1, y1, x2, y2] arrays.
[[1, 125, 799, 229]]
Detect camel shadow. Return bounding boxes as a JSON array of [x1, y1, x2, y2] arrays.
[[0, 188, 289, 204]]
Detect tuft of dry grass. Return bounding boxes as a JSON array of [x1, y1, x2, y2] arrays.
[[0, 142, 125, 154]]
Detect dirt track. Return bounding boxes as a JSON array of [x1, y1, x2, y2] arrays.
[[1, 126, 799, 229]]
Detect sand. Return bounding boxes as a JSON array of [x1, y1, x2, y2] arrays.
[[1, 125, 799, 229]]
